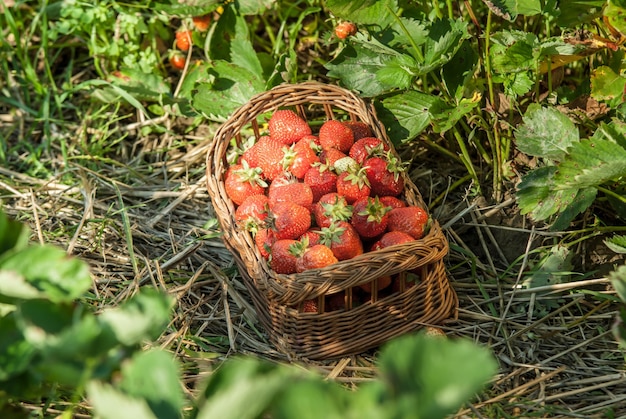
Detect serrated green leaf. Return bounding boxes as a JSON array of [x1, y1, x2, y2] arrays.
[[515, 104, 578, 160], [591, 66, 626, 104], [553, 1, 604, 27], [269, 379, 346, 419], [482, 0, 542, 21], [430, 94, 480, 133], [554, 138, 626, 189], [192, 61, 265, 120], [605, 0, 626, 36], [522, 245, 573, 289], [0, 271, 44, 302], [592, 119, 626, 150], [231, 12, 263, 79], [605, 235, 626, 254], [0, 312, 34, 381], [153, 1, 219, 16], [324, 0, 397, 27], [375, 54, 417, 90], [420, 19, 471, 75], [236, 0, 274, 15], [550, 187, 597, 231], [88, 380, 158, 419], [516, 166, 579, 220], [0, 211, 29, 258], [119, 350, 184, 419], [374, 91, 439, 144], [442, 40, 479, 100], [384, 17, 429, 50], [490, 30, 538, 73]]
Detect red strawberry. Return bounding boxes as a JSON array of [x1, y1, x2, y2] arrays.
[[269, 239, 299, 274], [282, 136, 320, 179], [242, 136, 286, 181], [319, 120, 354, 153], [175, 29, 193, 52], [320, 148, 348, 167], [296, 244, 338, 272], [300, 229, 321, 247], [359, 276, 392, 293], [334, 22, 357, 39], [326, 292, 346, 311], [314, 193, 353, 228], [192, 14, 212, 32], [349, 137, 389, 164], [343, 121, 372, 141], [224, 162, 267, 206], [363, 153, 406, 197], [255, 228, 276, 259], [269, 201, 311, 240], [379, 231, 415, 248], [268, 175, 314, 209], [304, 164, 338, 202], [387, 206, 429, 239], [169, 50, 186, 70], [235, 194, 269, 234], [319, 221, 363, 261], [351, 196, 391, 238], [379, 196, 407, 209], [268, 110, 312, 145], [300, 298, 319, 313], [336, 166, 371, 204]]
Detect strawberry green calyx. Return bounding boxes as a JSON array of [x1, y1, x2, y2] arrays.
[[320, 196, 353, 223], [237, 160, 269, 188], [358, 196, 391, 223], [383, 151, 408, 182]]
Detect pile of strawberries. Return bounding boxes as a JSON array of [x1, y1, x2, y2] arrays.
[[224, 109, 429, 308]]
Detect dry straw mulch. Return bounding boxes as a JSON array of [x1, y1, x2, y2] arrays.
[[1, 122, 625, 418]]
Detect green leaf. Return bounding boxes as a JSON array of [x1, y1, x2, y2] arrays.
[[605, 235, 626, 254], [482, 0, 542, 21], [0, 271, 45, 301], [592, 119, 626, 150], [516, 166, 578, 221], [610, 265, 626, 303], [324, 0, 397, 27], [605, 0, 626, 36], [376, 332, 497, 419], [0, 312, 34, 381], [119, 350, 184, 419], [420, 19, 471, 75], [442, 40, 479, 100], [97, 289, 173, 347], [375, 54, 417, 90], [554, 138, 626, 189], [515, 104, 578, 160], [0, 211, 29, 257], [269, 379, 346, 419], [522, 245, 573, 289], [153, 0, 219, 16], [374, 90, 439, 144], [0, 246, 92, 303], [230, 12, 264, 79], [236, 0, 274, 15], [550, 187, 597, 231], [490, 30, 538, 73], [553, 1, 604, 27], [430, 94, 481, 134], [192, 61, 265, 120], [88, 380, 158, 419], [591, 66, 626, 105]]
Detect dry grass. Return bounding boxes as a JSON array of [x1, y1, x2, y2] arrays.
[[1, 117, 625, 418]]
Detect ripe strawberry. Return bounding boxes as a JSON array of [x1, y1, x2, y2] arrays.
[[282, 136, 320, 179], [296, 244, 339, 272], [314, 193, 353, 228], [268, 175, 314, 209], [351, 196, 392, 238], [235, 194, 269, 234], [349, 137, 389, 164], [300, 298, 319, 313], [359, 276, 392, 293], [379, 231, 415, 248], [319, 221, 363, 261], [300, 229, 321, 247], [268, 109, 312, 145], [319, 120, 354, 153], [192, 14, 212, 32], [242, 136, 286, 181], [255, 228, 276, 259], [269, 239, 299, 274], [320, 148, 348, 168], [379, 196, 407, 209], [326, 292, 346, 311], [269, 201, 311, 240], [175, 29, 193, 52], [363, 153, 406, 197], [387, 206, 429, 239], [169, 51, 186, 70], [343, 121, 372, 141], [304, 164, 338, 202], [335, 21, 357, 39], [336, 166, 371, 204], [224, 162, 267, 206]]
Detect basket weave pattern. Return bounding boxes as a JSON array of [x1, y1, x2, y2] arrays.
[[206, 82, 458, 359]]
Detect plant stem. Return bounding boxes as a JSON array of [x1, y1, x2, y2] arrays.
[[452, 126, 480, 190], [598, 185, 626, 204], [484, 9, 496, 109]]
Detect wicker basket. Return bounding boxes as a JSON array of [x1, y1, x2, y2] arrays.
[[205, 82, 458, 359]]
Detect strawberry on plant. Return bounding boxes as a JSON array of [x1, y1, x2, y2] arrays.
[[364, 153, 406, 197], [224, 162, 267, 206], [296, 244, 339, 272], [319, 119, 354, 153], [334, 21, 357, 40], [169, 50, 186, 70], [269, 109, 312, 145], [387, 206, 429, 239], [175, 29, 193, 52], [192, 14, 212, 32], [336, 165, 371, 204], [314, 193, 353, 228], [235, 194, 269, 234], [269, 201, 311, 240], [349, 137, 389, 164], [351, 196, 391, 238], [242, 136, 286, 181], [343, 121, 372, 141], [282, 136, 320, 179], [269, 239, 299, 274], [304, 164, 338, 202], [268, 175, 314, 209], [319, 221, 363, 261]]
